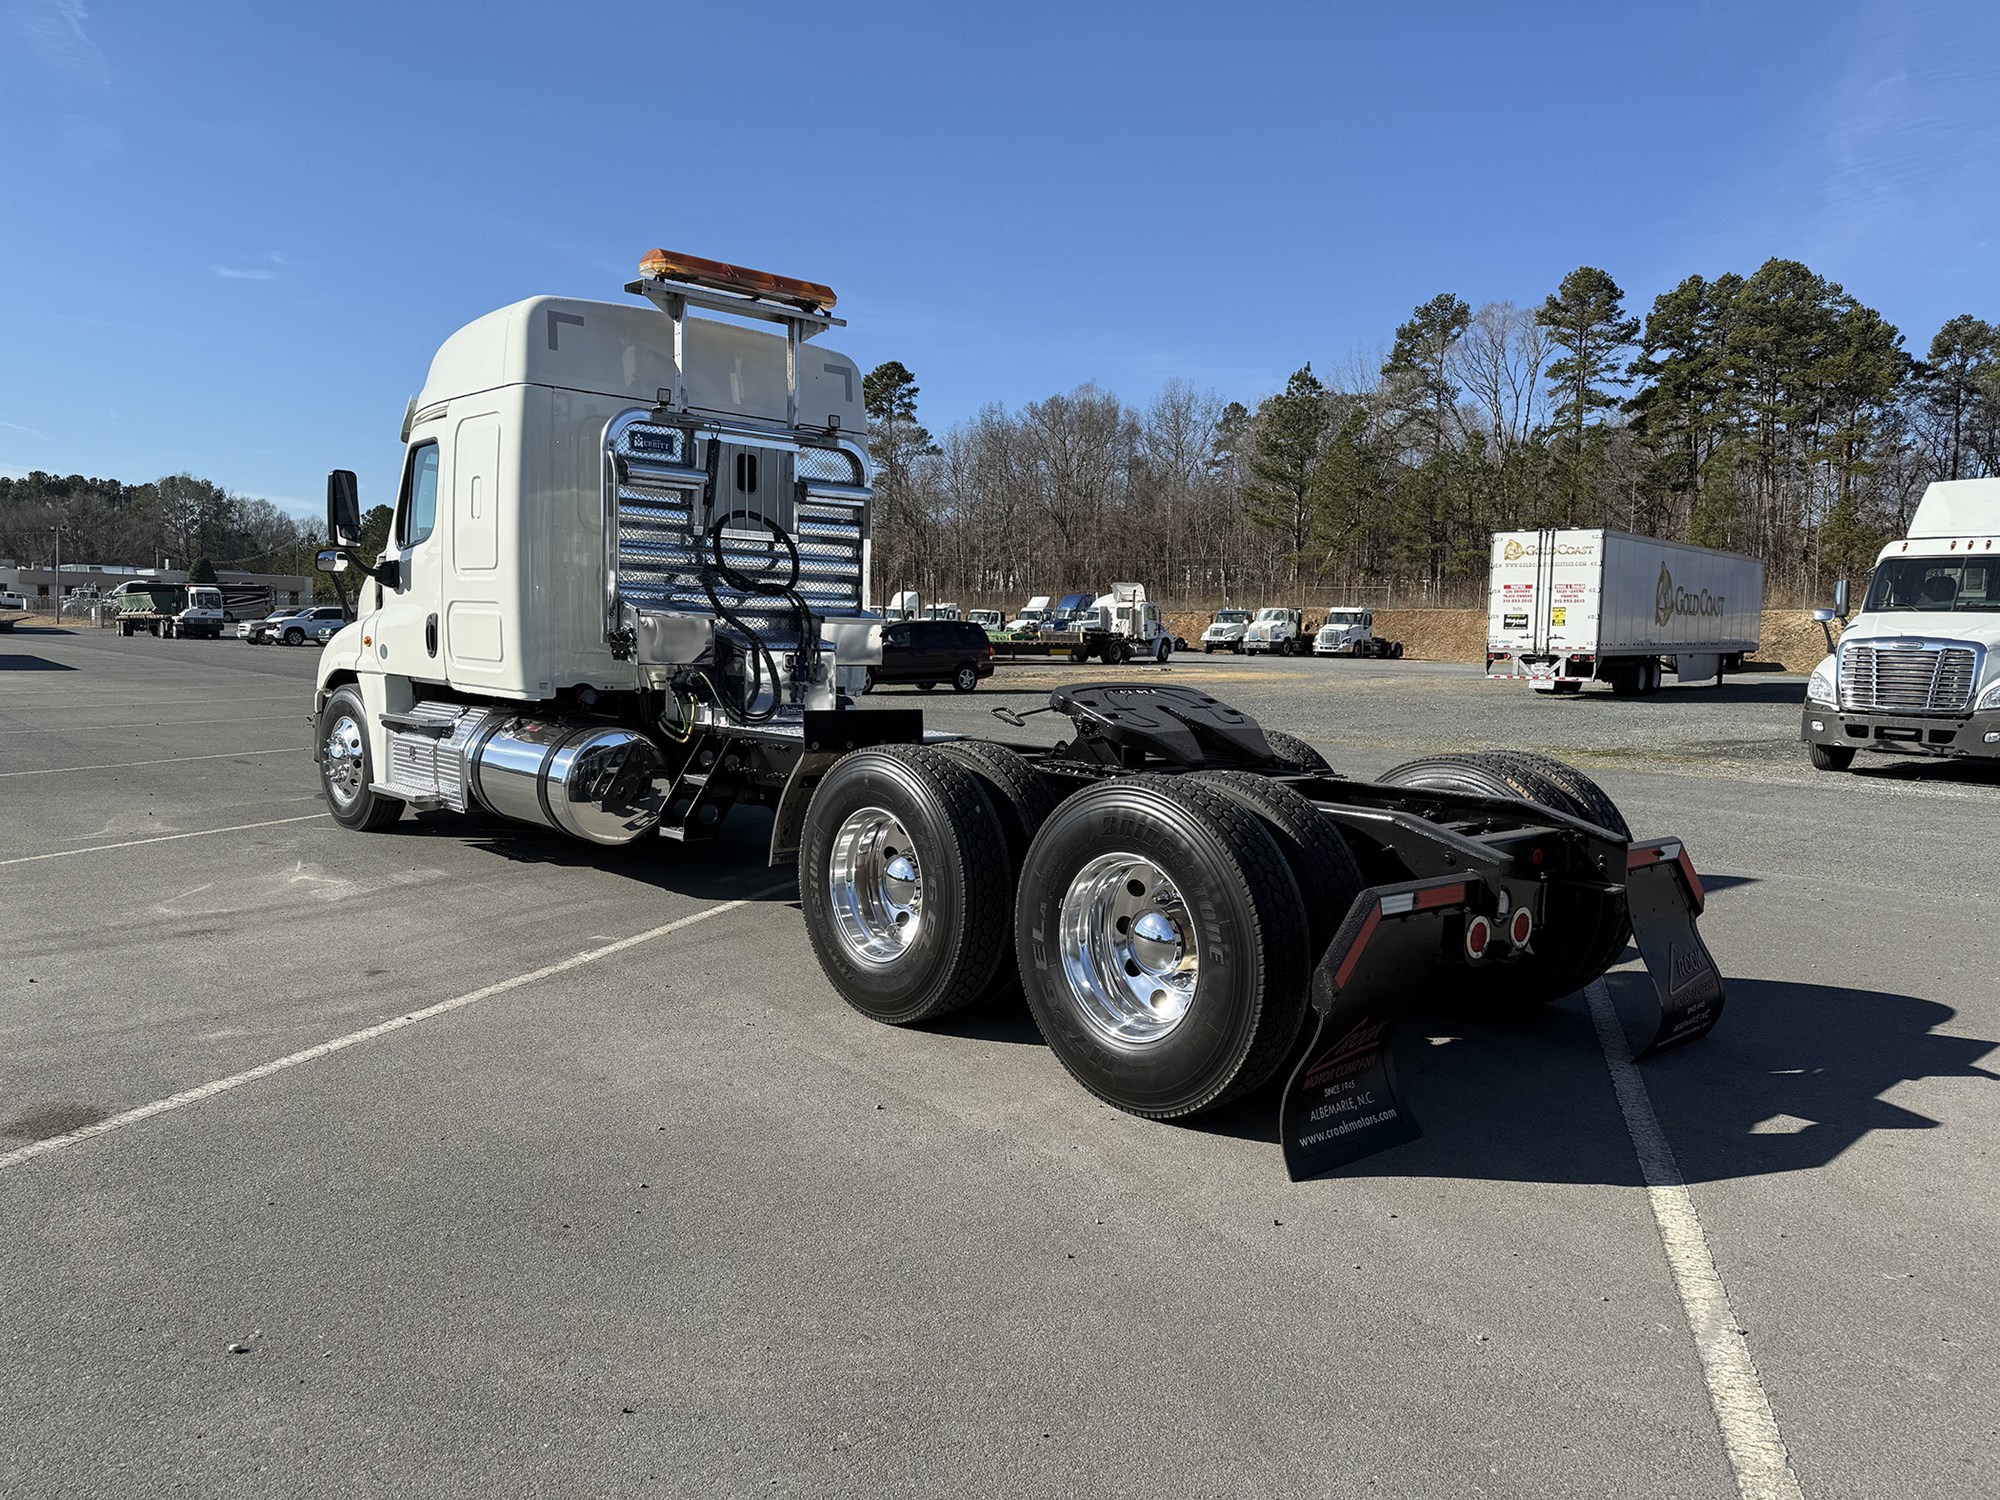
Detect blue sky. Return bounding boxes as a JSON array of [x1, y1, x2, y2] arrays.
[[2, 0, 1996, 523]]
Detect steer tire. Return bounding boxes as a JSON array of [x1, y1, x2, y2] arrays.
[[1193, 770, 1365, 967], [1015, 775, 1310, 1118], [1376, 752, 1626, 1010], [317, 685, 404, 832], [800, 745, 1013, 1027], [1809, 743, 1856, 772], [1260, 728, 1333, 775]]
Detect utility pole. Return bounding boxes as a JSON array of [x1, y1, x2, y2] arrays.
[[49, 524, 60, 618]]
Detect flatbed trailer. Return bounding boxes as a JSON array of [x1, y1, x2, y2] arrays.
[[308, 250, 1724, 1180]]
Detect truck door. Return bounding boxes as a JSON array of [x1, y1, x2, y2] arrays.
[[373, 439, 446, 682]]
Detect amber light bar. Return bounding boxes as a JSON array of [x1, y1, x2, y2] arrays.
[[637, 248, 837, 312]]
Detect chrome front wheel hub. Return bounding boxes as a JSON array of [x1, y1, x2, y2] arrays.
[[322, 713, 365, 809], [827, 807, 923, 966], [1057, 853, 1201, 1046]]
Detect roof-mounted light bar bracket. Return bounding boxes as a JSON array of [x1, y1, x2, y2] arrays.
[[627, 249, 846, 429]]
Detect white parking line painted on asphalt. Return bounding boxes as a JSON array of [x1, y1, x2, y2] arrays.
[[1586, 979, 1804, 1500], [0, 813, 329, 866], [0, 885, 792, 1173], [0, 746, 301, 778], [0, 714, 301, 736]]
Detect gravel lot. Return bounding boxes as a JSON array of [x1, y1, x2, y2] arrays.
[[2, 628, 1994, 1499]]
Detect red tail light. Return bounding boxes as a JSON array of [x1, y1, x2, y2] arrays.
[[1510, 907, 1534, 947]]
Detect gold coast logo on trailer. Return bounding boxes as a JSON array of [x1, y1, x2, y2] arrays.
[[1656, 562, 1726, 626], [1503, 539, 1526, 561]]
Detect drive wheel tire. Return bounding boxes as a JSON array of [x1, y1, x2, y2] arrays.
[[1193, 770, 1365, 966], [1809, 743, 1856, 771], [1104, 639, 1128, 666], [1015, 775, 1310, 1117], [952, 663, 979, 693], [318, 685, 403, 832], [283, 627, 306, 646], [1260, 728, 1332, 774], [1479, 751, 1629, 838], [800, 746, 1013, 1026], [935, 741, 1061, 1006], [1390, 642, 1404, 659], [1376, 753, 1627, 1009]]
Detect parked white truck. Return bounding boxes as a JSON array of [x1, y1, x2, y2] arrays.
[[304, 248, 1726, 1182], [1802, 478, 2000, 771], [1201, 608, 1252, 652], [1089, 582, 1173, 662], [1241, 606, 1305, 656], [1312, 607, 1402, 659], [1486, 529, 1762, 694]]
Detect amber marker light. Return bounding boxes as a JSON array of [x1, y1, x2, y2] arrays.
[[637, 248, 836, 311]]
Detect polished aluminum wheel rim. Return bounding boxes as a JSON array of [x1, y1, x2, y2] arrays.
[[322, 712, 365, 809], [827, 806, 922, 966], [1057, 853, 1200, 1046]]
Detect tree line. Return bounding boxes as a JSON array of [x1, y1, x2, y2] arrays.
[[865, 259, 2000, 611], [0, 471, 343, 588]]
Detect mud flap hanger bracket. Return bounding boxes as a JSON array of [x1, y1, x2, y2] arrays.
[[1278, 838, 1725, 1181]]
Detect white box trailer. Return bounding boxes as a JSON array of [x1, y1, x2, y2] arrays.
[[1487, 529, 1762, 694]]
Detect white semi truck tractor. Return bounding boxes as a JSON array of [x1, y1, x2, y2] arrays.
[[310, 249, 1726, 1180], [1802, 478, 2000, 771]]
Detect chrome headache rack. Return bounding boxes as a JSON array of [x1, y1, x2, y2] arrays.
[[1839, 639, 1980, 715], [601, 269, 871, 680]]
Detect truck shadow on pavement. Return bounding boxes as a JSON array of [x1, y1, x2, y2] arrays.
[[1555, 680, 1808, 706], [393, 807, 788, 904], [1185, 974, 1998, 1187], [392, 811, 1995, 1185]]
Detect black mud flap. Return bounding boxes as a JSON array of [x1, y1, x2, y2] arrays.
[[1279, 874, 1475, 1181], [1624, 838, 1724, 1058]]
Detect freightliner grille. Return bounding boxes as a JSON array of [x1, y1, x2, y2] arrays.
[[610, 421, 866, 652], [1838, 642, 1978, 715]]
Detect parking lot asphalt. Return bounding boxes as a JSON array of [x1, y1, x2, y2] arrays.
[[2, 629, 1994, 1498]]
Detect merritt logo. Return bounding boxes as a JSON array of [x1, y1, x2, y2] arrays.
[[1655, 562, 1726, 627]]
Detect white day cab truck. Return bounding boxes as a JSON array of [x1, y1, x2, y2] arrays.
[[1802, 478, 2000, 771], [1313, 608, 1403, 659], [1241, 607, 1305, 655], [1486, 529, 1762, 694], [308, 248, 1725, 1180]]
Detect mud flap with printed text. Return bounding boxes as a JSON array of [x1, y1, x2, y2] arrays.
[[1279, 875, 1475, 1182]]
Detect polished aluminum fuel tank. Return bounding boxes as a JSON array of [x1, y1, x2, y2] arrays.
[[467, 716, 666, 845]]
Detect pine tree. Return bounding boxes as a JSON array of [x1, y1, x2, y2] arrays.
[[1244, 366, 1333, 602], [1537, 267, 1638, 525]]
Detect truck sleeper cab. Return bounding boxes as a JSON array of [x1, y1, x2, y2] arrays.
[[309, 252, 1725, 1181]]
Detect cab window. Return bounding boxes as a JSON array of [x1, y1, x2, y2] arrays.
[[397, 442, 440, 547]]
